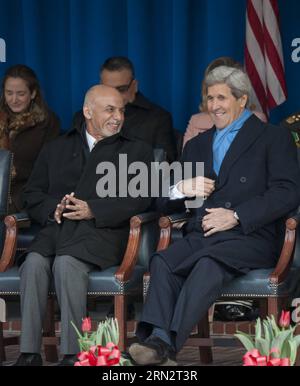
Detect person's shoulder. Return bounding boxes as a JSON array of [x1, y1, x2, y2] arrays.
[[184, 125, 213, 150], [120, 133, 153, 153], [252, 110, 268, 123], [136, 92, 171, 117], [42, 128, 75, 148], [189, 112, 213, 129]]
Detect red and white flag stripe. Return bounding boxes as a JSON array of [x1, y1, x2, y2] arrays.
[[245, 0, 287, 116]]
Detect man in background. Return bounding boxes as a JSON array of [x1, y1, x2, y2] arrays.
[[73, 56, 177, 162]]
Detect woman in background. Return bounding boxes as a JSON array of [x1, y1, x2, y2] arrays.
[[0, 64, 60, 212], [183, 57, 267, 148]]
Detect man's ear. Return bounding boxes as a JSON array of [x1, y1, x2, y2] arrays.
[[83, 106, 92, 119], [240, 95, 248, 108], [133, 79, 138, 94]]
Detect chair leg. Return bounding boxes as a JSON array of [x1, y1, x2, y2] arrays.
[[259, 299, 268, 319], [114, 295, 127, 352], [267, 297, 284, 322], [0, 322, 5, 363], [197, 312, 213, 364], [42, 297, 58, 363]]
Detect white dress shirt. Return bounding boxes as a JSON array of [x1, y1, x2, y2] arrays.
[[86, 130, 97, 152]]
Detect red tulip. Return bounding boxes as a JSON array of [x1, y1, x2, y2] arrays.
[[82, 317, 92, 332], [279, 311, 290, 328]]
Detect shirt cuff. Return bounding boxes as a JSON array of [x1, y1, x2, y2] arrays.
[[169, 181, 186, 200]]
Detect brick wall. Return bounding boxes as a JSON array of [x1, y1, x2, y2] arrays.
[[3, 319, 255, 336]]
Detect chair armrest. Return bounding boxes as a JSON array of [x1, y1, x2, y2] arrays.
[[269, 217, 298, 285], [0, 212, 30, 272], [8, 212, 31, 223], [157, 212, 191, 251], [115, 212, 160, 283]]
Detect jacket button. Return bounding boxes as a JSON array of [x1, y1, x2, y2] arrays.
[[225, 202, 231, 209], [240, 176, 247, 183], [73, 153, 78, 157]]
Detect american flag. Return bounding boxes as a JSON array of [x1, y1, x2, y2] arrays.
[[245, 0, 287, 116]]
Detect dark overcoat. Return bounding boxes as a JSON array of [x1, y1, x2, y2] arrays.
[[7, 110, 60, 212], [21, 124, 153, 269], [157, 115, 300, 275]]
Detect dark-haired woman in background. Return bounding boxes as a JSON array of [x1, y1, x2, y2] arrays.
[[0, 64, 60, 212]]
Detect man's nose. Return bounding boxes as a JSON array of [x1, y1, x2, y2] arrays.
[[211, 99, 220, 111], [114, 110, 123, 120]]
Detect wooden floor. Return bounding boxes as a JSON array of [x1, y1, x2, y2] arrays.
[[2, 335, 244, 366]]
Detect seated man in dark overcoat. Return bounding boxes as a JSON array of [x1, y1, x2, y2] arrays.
[[129, 66, 300, 366], [15, 85, 153, 366]]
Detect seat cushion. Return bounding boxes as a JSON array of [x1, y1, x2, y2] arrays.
[[221, 267, 300, 297], [0, 265, 146, 296], [0, 267, 20, 295], [88, 265, 145, 294]]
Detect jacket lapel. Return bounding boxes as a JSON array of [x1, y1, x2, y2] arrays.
[[217, 115, 264, 188], [203, 128, 218, 180]]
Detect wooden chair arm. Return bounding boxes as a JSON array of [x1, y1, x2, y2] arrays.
[[0, 212, 31, 272], [269, 217, 298, 285], [157, 212, 191, 251], [115, 212, 160, 283]]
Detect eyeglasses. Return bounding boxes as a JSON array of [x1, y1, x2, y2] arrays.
[[115, 79, 134, 93]]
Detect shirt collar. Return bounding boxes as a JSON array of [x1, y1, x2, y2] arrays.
[[85, 130, 97, 151]]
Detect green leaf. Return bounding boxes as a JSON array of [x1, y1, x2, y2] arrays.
[[120, 357, 133, 366], [96, 322, 104, 346], [255, 318, 262, 342], [291, 333, 300, 349], [271, 329, 293, 356], [288, 340, 297, 366], [234, 331, 255, 351], [270, 315, 280, 336], [281, 339, 291, 359], [70, 320, 83, 339], [263, 320, 273, 348], [255, 338, 270, 356], [110, 318, 119, 345]]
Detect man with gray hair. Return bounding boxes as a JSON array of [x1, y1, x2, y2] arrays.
[[128, 66, 300, 365], [14, 85, 153, 366]]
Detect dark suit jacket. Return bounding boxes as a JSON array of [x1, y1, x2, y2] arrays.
[[157, 114, 300, 274], [21, 123, 153, 269]]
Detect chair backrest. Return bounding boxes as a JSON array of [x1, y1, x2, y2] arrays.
[[0, 150, 12, 217], [135, 148, 165, 269], [153, 148, 166, 164], [292, 147, 300, 267], [0, 150, 13, 253], [293, 231, 300, 268], [174, 129, 183, 158]]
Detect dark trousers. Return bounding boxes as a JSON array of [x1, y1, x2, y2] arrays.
[[136, 254, 237, 352]]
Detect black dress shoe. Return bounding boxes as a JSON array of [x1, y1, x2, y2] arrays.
[[128, 336, 177, 366], [14, 353, 43, 366], [57, 354, 78, 366]]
